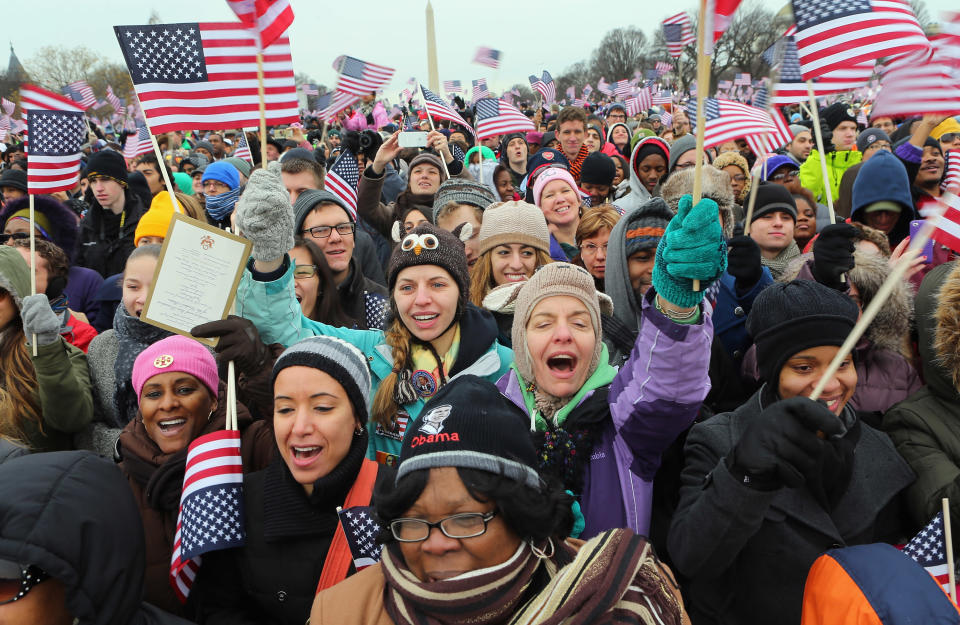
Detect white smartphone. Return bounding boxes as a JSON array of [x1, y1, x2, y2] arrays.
[[398, 131, 430, 148]]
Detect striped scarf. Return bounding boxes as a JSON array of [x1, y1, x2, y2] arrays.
[[568, 144, 590, 183], [381, 529, 682, 625]]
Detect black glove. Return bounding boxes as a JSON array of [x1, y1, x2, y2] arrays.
[[726, 235, 763, 293], [728, 397, 844, 490], [812, 223, 856, 291], [191, 315, 269, 376]]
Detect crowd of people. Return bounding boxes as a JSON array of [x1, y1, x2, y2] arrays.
[[1, 92, 960, 624]]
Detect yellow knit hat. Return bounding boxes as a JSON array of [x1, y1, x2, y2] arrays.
[[931, 118, 960, 141], [134, 193, 176, 246]]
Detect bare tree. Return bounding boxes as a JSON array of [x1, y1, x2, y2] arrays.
[[25, 46, 105, 91], [590, 27, 651, 83]]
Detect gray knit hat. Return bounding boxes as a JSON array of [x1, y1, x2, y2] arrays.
[[478, 201, 550, 256], [224, 156, 252, 179], [293, 189, 355, 232], [668, 134, 698, 172], [432, 179, 497, 223], [272, 336, 372, 424], [789, 124, 808, 138]]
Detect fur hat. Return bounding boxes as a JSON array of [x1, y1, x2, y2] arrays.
[[660, 165, 735, 238], [388, 221, 472, 306], [712, 151, 752, 202]]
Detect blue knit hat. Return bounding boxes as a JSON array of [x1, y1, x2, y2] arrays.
[[200, 161, 240, 191]]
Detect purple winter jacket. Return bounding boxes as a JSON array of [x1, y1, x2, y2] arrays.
[[496, 290, 714, 537]]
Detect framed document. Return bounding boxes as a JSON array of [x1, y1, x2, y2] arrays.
[[141, 213, 252, 346]]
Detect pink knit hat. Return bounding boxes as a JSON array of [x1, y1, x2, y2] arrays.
[[131, 335, 220, 404], [532, 166, 579, 208]]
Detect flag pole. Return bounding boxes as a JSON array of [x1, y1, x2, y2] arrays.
[[691, 0, 711, 292], [28, 193, 37, 356], [744, 72, 780, 235], [420, 84, 451, 179], [256, 51, 268, 167], [805, 81, 836, 223], [944, 497, 957, 604], [129, 89, 182, 214]]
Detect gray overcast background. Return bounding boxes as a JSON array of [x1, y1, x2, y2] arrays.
[[10, 0, 956, 98]]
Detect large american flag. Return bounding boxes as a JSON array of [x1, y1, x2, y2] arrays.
[[901, 511, 952, 593], [472, 78, 489, 100], [871, 25, 960, 117], [113, 22, 298, 134], [474, 98, 535, 140], [334, 55, 395, 96], [442, 79, 461, 93], [686, 97, 791, 150], [790, 0, 931, 80], [123, 124, 153, 160], [420, 85, 474, 136], [473, 46, 501, 69], [318, 91, 360, 123], [20, 84, 87, 194], [336, 506, 383, 571], [325, 148, 360, 221], [771, 33, 875, 105], [662, 13, 696, 59], [226, 0, 294, 49], [170, 429, 246, 603], [62, 80, 97, 109]]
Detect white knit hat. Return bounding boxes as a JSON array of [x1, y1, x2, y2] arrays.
[[477, 201, 550, 256]]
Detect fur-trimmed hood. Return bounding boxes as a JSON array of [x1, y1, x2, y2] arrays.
[[930, 262, 960, 397], [0, 194, 80, 259]]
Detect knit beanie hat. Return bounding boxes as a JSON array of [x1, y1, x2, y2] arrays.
[[668, 134, 698, 172], [432, 179, 497, 222], [8, 209, 53, 239], [820, 102, 857, 132], [407, 152, 447, 182], [134, 197, 175, 246], [172, 171, 194, 195], [746, 280, 858, 384], [789, 124, 809, 137], [631, 137, 671, 178], [224, 156, 252, 179], [0, 169, 27, 192], [856, 128, 890, 153], [580, 152, 616, 187], [272, 336, 372, 425], [623, 198, 673, 257], [751, 182, 798, 222], [511, 262, 607, 385], [395, 375, 539, 489], [201, 161, 240, 191], [193, 140, 216, 156], [85, 150, 128, 187], [478, 201, 550, 255], [532, 166, 579, 207], [931, 117, 960, 140], [388, 221, 471, 306], [131, 335, 220, 404], [294, 189, 354, 231]]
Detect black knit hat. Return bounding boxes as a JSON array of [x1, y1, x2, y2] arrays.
[[580, 151, 616, 187], [388, 221, 471, 306], [85, 150, 128, 188], [820, 102, 857, 132], [746, 280, 859, 384], [396, 375, 540, 489], [0, 169, 27, 192], [751, 182, 798, 222]]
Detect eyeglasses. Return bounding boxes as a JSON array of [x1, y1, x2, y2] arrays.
[[673, 162, 696, 171], [389, 511, 497, 542], [864, 141, 891, 152], [941, 133, 959, 144], [202, 180, 230, 192], [302, 223, 355, 239], [0, 232, 30, 244], [579, 242, 608, 256], [0, 561, 51, 605], [769, 169, 800, 182], [730, 174, 747, 183], [293, 264, 318, 279]]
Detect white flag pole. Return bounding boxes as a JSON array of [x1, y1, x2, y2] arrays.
[[28, 193, 37, 356], [944, 497, 957, 604]]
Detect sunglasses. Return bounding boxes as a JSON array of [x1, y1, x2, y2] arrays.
[[293, 264, 318, 279], [941, 133, 959, 144], [0, 560, 51, 605], [0, 232, 30, 244]]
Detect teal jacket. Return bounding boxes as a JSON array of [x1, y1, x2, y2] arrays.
[[236, 257, 513, 463]]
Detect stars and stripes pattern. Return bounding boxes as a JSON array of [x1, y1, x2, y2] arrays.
[[660, 111, 673, 127], [474, 98, 535, 140], [871, 25, 960, 117], [662, 12, 696, 58], [771, 32, 875, 104], [472, 46, 501, 69], [597, 77, 613, 96], [944, 151, 960, 194], [325, 148, 360, 221], [337, 506, 383, 571], [62, 80, 97, 109], [718, 79, 733, 91], [420, 85, 474, 136], [734, 72, 752, 86], [614, 80, 632, 99], [113, 22, 298, 134], [583, 84, 593, 97], [301, 83, 318, 96], [106, 85, 125, 115], [334, 55, 394, 97], [653, 91, 673, 105], [232, 131, 252, 162], [20, 84, 87, 194], [123, 124, 153, 160], [625, 88, 652, 117], [529, 71, 555, 105], [901, 511, 952, 592], [225, 0, 294, 49], [743, 107, 794, 156], [170, 430, 246, 603], [1, 97, 13, 116], [471, 78, 489, 101], [442, 79, 461, 93], [655, 61, 673, 76], [317, 91, 360, 123], [790, 0, 931, 80], [686, 97, 791, 151]]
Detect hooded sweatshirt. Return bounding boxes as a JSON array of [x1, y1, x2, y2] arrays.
[[850, 150, 917, 248], [614, 137, 670, 214]]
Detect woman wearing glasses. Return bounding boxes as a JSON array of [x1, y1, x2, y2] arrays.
[[572, 205, 621, 292], [311, 376, 689, 625], [288, 236, 357, 327]]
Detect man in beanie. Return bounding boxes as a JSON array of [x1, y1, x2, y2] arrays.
[[499, 132, 529, 188], [670, 280, 913, 625], [748, 182, 799, 279], [579, 152, 617, 207], [433, 179, 496, 268], [76, 149, 149, 278], [784, 125, 813, 165], [799, 102, 863, 205], [0, 168, 27, 207], [201, 160, 241, 229]]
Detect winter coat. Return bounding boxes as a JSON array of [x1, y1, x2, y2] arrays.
[[884, 261, 960, 553], [235, 256, 513, 465], [0, 246, 93, 452], [0, 438, 28, 464], [354, 227, 388, 287], [61, 308, 99, 353], [834, 161, 863, 219], [668, 388, 914, 625], [0, 451, 196, 625], [612, 137, 664, 214], [65, 264, 105, 321], [497, 288, 713, 538], [799, 148, 862, 205], [711, 268, 773, 364], [338, 257, 389, 330], [851, 150, 917, 248], [76, 190, 148, 277]]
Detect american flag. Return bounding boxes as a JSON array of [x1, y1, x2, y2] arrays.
[[566, 86, 575, 100], [123, 124, 153, 160], [597, 77, 613, 96], [325, 148, 360, 221], [718, 79, 733, 91], [871, 28, 960, 117], [655, 61, 673, 76], [706, 0, 744, 54], [474, 98, 535, 140], [653, 90, 673, 104], [225, 0, 294, 49], [1, 97, 13, 116], [790, 0, 931, 80], [686, 97, 791, 151], [106, 85, 125, 115], [113, 22, 298, 134], [20, 84, 87, 194], [301, 83, 318, 96], [734, 73, 751, 86], [170, 429, 246, 603], [336, 506, 383, 571], [334, 55, 394, 97], [752, 86, 768, 110], [62, 80, 97, 109], [233, 131, 252, 162], [625, 88, 653, 116], [660, 111, 673, 127], [944, 151, 960, 194], [442, 79, 461, 93], [772, 33, 875, 105], [614, 80, 632, 99], [662, 13, 696, 59], [583, 84, 593, 97], [744, 107, 794, 156], [529, 71, 555, 104], [901, 511, 952, 593], [420, 85, 474, 136], [317, 91, 359, 123], [919, 192, 960, 252], [472, 78, 489, 100], [473, 46, 501, 69]]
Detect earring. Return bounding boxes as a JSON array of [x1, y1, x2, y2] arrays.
[[529, 537, 554, 560]]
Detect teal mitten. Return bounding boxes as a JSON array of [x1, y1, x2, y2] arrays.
[[652, 194, 727, 308]]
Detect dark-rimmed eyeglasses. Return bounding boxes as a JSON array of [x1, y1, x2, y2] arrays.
[[293, 264, 318, 279], [0, 561, 51, 605], [769, 169, 800, 182], [302, 223, 355, 239], [389, 511, 497, 542], [0, 232, 30, 245]]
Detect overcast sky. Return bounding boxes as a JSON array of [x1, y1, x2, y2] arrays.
[[11, 0, 957, 98]]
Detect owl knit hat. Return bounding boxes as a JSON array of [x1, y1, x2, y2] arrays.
[[388, 221, 472, 308]]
